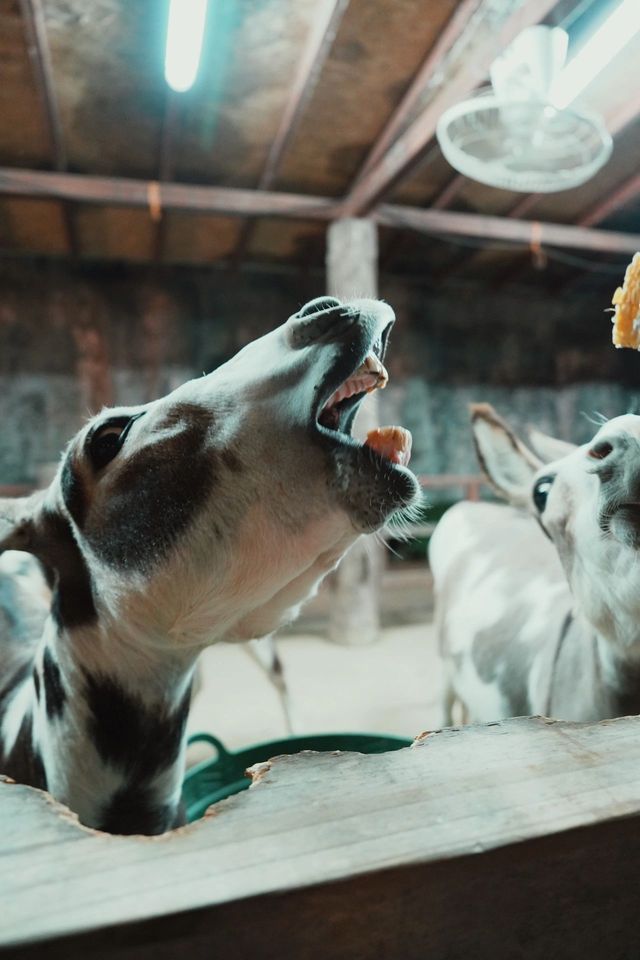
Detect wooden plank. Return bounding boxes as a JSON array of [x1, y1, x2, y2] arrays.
[[429, 172, 467, 211], [232, 0, 350, 267], [258, 0, 350, 191], [4, 715, 640, 955], [18, 0, 78, 257], [18, 0, 65, 170], [340, 0, 561, 215], [0, 168, 339, 220], [352, 0, 482, 185], [376, 204, 640, 253], [579, 171, 640, 228], [9, 816, 640, 960], [3, 168, 640, 255]]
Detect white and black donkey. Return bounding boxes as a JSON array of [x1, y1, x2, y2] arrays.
[[0, 297, 418, 835], [432, 403, 640, 725]]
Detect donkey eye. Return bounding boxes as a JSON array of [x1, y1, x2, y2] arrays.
[[533, 475, 555, 513], [89, 418, 134, 471]]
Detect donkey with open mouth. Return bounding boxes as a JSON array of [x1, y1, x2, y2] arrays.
[[0, 297, 418, 835]]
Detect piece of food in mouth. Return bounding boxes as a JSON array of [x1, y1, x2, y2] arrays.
[[365, 425, 412, 467], [611, 252, 640, 349]]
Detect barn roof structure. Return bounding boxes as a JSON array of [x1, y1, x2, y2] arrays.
[[1, 0, 639, 293]]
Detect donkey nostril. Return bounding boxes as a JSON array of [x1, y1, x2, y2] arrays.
[[588, 441, 613, 460], [297, 297, 341, 318]]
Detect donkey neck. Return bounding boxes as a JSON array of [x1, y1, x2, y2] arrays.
[[1, 610, 196, 835], [549, 609, 640, 720], [594, 629, 640, 718]]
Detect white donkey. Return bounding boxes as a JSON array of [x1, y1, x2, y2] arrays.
[[431, 402, 640, 725], [0, 296, 418, 835]]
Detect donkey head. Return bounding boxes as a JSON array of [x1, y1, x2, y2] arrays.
[[471, 403, 640, 648], [0, 297, 419, 649]]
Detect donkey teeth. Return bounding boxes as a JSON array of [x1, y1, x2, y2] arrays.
[[359, 353, 389, 390], [322, 354, 389, 411], [365, 425, 412, 467]]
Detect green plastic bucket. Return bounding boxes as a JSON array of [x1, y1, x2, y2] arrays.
[[182, 732, 412, 822]]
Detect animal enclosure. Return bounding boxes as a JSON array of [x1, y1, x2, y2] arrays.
[[3, 0, 640, 956]]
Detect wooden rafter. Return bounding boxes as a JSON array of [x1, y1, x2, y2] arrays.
[[231, 0, 350, 268], [430, 173, 467, 211], [19, 0, 78, 257], [339, 0, 561, 216], [578, 171, 640, 228], [375, 204, 640, 255], [0, 168, 340, 219], [352, 0, 482, 188], [2, 168, 640, 259]]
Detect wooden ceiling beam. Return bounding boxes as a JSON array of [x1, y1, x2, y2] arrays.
[[430, 173, 467, 211], [375, 204, 640, 255], [19, 0, 78, 257], [232, 0, 350, 268], [19, 0, 66, 169], [352, 0, 481, 188], [339, 0, 561, 216], [258, 0, 350, 192], [2, 168, 640, 256], [577, 171, 640, 228], [0, 168, 340, 219]]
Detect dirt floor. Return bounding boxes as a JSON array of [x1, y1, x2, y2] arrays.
[[187, 565, 442, 755]]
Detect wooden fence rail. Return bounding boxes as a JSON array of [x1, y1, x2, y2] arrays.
[[3, 715, 640, 959]]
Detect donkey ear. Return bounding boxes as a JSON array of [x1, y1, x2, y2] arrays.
[[470, 403, 542, 509], [0, 494, 44, 554], [527, 426, 577, 464]]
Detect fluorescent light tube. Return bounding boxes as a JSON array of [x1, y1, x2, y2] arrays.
[[164, 0, 208, 93], [552, 0, 640, 109]]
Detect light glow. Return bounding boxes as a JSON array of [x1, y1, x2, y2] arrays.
[[164, 0, 208, 93], [552, 0, 640, 109]]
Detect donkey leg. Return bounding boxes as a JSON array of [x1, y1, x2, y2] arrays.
[[246, 636, 294, 734]]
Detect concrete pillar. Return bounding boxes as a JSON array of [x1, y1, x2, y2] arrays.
[[326, 217, 383, 645]]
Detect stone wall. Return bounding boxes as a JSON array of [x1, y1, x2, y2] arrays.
[[0, 256, 636, 486]]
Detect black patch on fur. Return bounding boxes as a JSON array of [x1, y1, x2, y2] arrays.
[[84, 672, 190, 780], [32, 667, 40, 702], [0, 660, 31, 732], [85, 403, 217, 571], [614, 659, 640, 717], [473, 607, 536, 717], [61, 455, 87, 528], [40, 511, 97, 629], [221, 448, 243, 473], [85, 673, 191, 835], [42, 647, 66, 719], [1, 710, 47, 791], [98, 783, 178, 836]]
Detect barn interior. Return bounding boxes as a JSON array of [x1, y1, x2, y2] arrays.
[[2, 0, 640, 749], [5, 0, 640, 953]]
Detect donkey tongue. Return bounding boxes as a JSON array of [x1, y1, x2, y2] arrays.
[[365, 426, 412, 467]]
